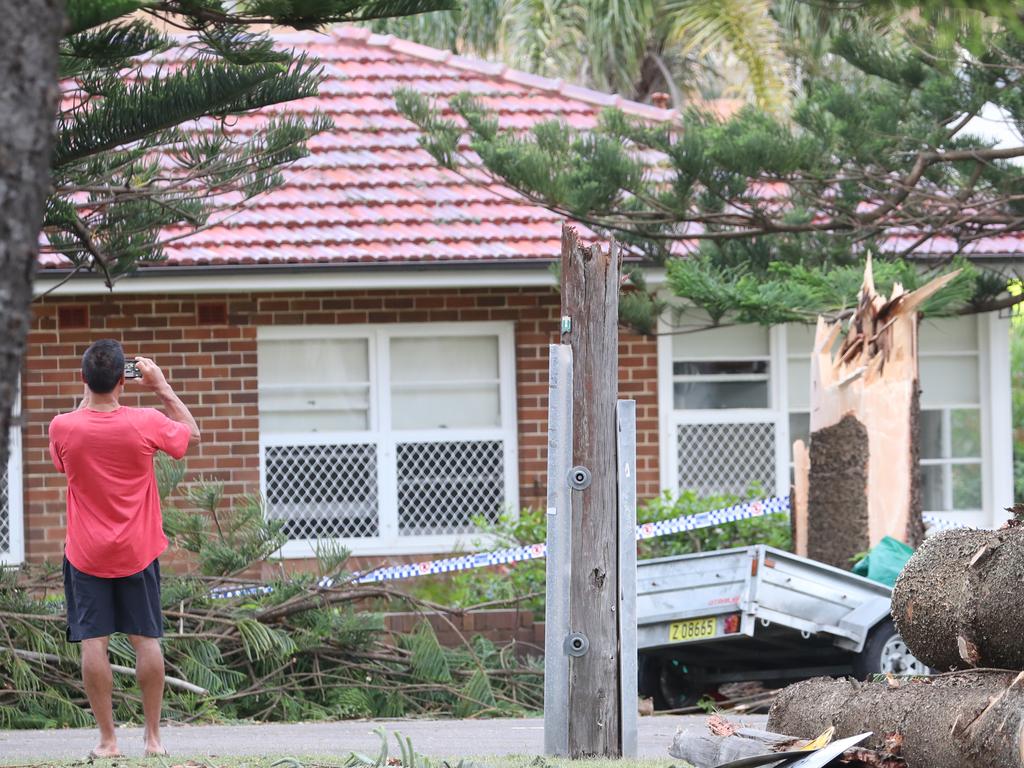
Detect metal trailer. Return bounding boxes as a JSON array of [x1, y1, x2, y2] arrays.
[[635, 544, 928, 708]]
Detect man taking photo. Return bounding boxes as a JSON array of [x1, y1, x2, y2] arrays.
[[48, 339, 200, 758]]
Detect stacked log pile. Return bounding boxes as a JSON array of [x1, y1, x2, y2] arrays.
[[891, 514, 1024, 671], [769, 671, 1024, 767], [768, 515, 1024, 767]]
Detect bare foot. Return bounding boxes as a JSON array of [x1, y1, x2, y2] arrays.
[[143, 742, 167, 758], [88, 743, 123, 759]]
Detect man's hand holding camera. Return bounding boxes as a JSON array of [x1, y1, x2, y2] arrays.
[[124, 355, 200, 445], [130, 356, 171, 394]]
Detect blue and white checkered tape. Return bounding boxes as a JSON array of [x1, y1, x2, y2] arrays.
[[207, 497, 971, 598]]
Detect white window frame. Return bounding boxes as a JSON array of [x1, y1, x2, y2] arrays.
[[1, 388, 24, 566], [658, 323, 791, 499], [916, 320, 983, 525], [981, 311, 1014, 527], [258, 321, 519, 557]]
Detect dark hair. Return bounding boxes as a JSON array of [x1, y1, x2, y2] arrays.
[[82, 339, 125, 394]]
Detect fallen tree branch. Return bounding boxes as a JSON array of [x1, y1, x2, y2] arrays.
[[0, 646, 209, 695]]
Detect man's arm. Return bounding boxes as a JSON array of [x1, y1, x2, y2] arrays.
[[133, 356, 201, 445]]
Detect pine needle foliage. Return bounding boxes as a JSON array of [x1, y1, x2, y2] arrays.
[[398, 12, 1024, 334], [0, 461, 542, 728], [47, 0, 454, 289]]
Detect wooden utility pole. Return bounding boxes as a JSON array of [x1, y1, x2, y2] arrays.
[[560, 224, 624, 757]]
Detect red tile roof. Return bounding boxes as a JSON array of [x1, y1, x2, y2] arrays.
[[40, 27, 680, 271]]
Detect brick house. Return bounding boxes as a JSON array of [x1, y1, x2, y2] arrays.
[[2, 28, 1014, 568]]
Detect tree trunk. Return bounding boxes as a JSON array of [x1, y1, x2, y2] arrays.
[[0, 1, 62, 473], [892, 525, 1024, 670], [560, 224, 622, 758], [768, 672, 1024, 768], [794, 259, 958, 567]]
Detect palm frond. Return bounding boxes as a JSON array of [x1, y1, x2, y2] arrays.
[[663, 0, 790, 111]]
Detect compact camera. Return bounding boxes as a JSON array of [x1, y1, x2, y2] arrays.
[[124, 360, 141, 379]]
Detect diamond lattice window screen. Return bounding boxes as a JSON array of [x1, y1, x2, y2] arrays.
[[0, 459, 9, 556], [265, 442, 379, 539], [397, 440, 505, 536], [676, 422, 776, 497]]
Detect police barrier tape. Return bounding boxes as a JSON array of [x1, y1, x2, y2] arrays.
[[208, 496, 966, 599]]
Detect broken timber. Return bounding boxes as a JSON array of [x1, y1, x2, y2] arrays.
[[792, 258, 960, 567]]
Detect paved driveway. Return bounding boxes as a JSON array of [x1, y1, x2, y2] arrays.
[[0, 715, 768, 763]]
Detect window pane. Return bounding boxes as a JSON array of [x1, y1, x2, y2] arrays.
[[951, 408, 982, 458], [921, 464, 946, 511], [392, 386, 501, 429], [953, 464, 983, 510], [786, 323, 816, 354], [397, 440, 505, 535], [672, 314, 769, 358], [789, 412, 810, 448], [920, 410, 944, 460], [259, 338, 370, 433], [787, 357, 811, 410], [0, 453, 9, 556], [674, 361, 768, 376], [391, 336, 498, 382], [390, 336, 501, 429], [920, 355, 979, 406], [677, 421, 776, 496], [919, 316, 978, 353], [674, 380, 768, 410], [264, 442, 379, 539]]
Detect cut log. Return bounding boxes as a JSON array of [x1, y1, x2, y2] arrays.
[[793, 259, 956, 567], [892, 524, 1024, 670], [767, 672, 1024, 768]]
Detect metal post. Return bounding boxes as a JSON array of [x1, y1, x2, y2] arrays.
[[544, 343, 573, 756], [617, 400, 638, 758]]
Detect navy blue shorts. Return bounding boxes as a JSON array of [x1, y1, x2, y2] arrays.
[[63, 557, 164, 642]]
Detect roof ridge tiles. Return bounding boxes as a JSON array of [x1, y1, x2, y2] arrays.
[[383, 36, 452, 63], [358, 30, 679, 121]]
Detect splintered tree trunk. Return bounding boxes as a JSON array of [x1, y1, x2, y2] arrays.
[[0, 0, 62, 472], [768, 673, 1024, 768], [892, 525, 1024, 670], [791, 259, 959, 567], [560, 224, 622, 758]]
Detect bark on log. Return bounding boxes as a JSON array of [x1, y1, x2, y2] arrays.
[[767, 672, 1024, 768], [793, 260, 957, 566], [892, 525, 1024, 670]]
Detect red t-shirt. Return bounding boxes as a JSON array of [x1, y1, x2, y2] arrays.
[[49, 406, 191, 578]]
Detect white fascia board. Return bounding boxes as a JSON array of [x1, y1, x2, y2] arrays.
[[34, 266, 669, 297]]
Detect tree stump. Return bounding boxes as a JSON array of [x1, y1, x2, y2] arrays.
[[792, 259, 960, 567]]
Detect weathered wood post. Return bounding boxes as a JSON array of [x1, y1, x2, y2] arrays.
[[544, 224, 628, 758]]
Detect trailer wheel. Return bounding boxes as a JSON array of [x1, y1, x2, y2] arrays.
[[638, 654, 668, 710], [853, 618, 930, 678], [658, 657, 708, 710]]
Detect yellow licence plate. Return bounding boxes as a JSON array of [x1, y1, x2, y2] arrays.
[[668, 617, 717, 642]]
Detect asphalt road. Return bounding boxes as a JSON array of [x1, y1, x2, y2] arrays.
[[0, 715, 768, 763]]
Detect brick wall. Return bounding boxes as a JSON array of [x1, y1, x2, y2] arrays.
[[21, 286, 660, 568]]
